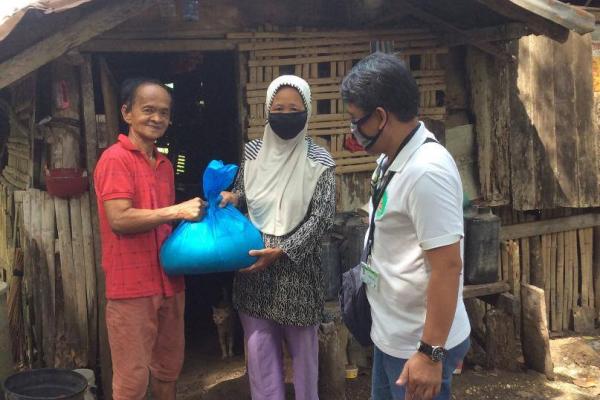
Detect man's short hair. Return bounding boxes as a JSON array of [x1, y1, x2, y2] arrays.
[[341, 52, 419, 122], [120, 77, 173, 111]]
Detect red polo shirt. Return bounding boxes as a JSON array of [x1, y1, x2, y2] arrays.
[[94, 134, 184, 300]]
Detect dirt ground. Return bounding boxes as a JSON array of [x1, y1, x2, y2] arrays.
[[177, 331, 600, 399]]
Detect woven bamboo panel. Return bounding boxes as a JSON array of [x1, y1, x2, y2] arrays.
[[237, 26, 447, 174]]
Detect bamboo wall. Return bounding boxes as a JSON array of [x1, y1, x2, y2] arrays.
[[17, 189, 98, 369], [236, 26, 447, 175], [496, 207, 600, 333]]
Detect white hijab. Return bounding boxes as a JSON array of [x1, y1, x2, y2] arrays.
[[244, 75, 328, 236]]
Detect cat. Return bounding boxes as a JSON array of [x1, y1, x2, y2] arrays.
[[212, 288, 235, 359]]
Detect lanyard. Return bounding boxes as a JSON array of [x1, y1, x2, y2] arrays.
[[364, 123, 421, 259]]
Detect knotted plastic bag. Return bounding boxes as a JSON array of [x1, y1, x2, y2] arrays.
[[160, 160, 264, 275]]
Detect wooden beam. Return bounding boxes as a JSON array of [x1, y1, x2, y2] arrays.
[[443, 23, 531, 47], [463, 281, 511, 299], [399, 1, 514, 62], [500, 213, 600, 240], [476, 0, 570, 42], [80, 39, 236, 53], [0, 0, 159, 90], [80, 55, 98, 172]]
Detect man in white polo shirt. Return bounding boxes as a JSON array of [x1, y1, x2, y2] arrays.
[[341, 53, 470, 400]]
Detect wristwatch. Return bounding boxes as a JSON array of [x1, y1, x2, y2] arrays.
[[417, 340, 448, 362]]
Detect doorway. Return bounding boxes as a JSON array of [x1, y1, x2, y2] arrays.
[[96, 52, 245, 388]]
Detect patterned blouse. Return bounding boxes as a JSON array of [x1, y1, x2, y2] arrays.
[[232, 138, 336, 326]]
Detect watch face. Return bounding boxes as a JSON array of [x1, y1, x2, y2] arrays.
[[431, 347, 447, 362]]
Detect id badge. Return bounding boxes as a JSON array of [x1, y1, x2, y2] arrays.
[[360, 259, 379, 289]]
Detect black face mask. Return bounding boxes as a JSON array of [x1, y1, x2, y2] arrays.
[[268, 111, 307, 140]]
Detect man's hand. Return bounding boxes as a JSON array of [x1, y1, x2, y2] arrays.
[[175, 197, 206, 221], [240, 248, 283, 273], [219, 191, 239, 208], [397, 352, 443, 400]]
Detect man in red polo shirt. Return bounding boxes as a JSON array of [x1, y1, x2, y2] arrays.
[[94, 78, 204, 400]]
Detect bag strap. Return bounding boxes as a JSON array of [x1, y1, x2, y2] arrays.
[[363, 135, 440, 260]]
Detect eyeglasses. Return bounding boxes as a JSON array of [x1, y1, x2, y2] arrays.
[[350, 110, 374, 127]]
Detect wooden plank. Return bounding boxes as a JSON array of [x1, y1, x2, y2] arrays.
[[335, 156, 379, 166], [511, 36, 539, 211], [579, 228, 594, 309], [521, 237, 530, 284], [553, 32, 579, 207], [573, 229, 580, 316], [80, 55, 98, 172], [41, 191, 56, 361], [501, 241, 509, 281], [520, 284, 555, 380], [30, 190, 44, 366], [564, 230, 574, 329], [0, 0, 161, 90], [556, 232, 565, 332], [594, 226, 600, 316], [541, 234, 551, 322], [550, 233, 557, 331], [80, 192, 97, 367], [21, 191, 34, 365], [462, 281, 511, 299], [531, 35, 558, 210], [69, 197, 88, 366], [466, 46, 510, 206], [509, 240, 520, 299], [54, 198, 80, 362], [335, 163, 377, 174], [500, 213, 600, 240]]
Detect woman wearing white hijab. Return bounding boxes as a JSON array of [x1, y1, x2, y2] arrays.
[[221, 75, 335, 400]]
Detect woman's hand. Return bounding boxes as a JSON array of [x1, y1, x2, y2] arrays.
[[240, 248, 284, 273], [219, 191, 239, 208]]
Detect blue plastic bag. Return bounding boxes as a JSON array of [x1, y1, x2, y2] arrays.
[[160, 160, 264, 275]]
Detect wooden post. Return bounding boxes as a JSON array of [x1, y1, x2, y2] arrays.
[[318, 321, 347, 400], [521, 284, 554, 380], [98, 56, 120, 147], [80, 55, 98, 172], [485, 308, 517, 371]]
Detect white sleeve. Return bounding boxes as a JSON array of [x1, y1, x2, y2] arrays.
[[407, 170, 463, 250]]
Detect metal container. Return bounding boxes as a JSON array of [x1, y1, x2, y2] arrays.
[[320, 235, 342, 301], [4, 369, 87, 400], [464, 206, 501, 285], [0, 282, 12, 396]]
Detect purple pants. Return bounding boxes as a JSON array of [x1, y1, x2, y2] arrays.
[[239, 312, 319, 400]]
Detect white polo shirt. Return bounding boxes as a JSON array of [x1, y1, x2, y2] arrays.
[[366, 122, 471, 359]]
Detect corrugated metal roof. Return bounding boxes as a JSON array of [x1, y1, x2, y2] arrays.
[[0, 0, 92, 42]]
